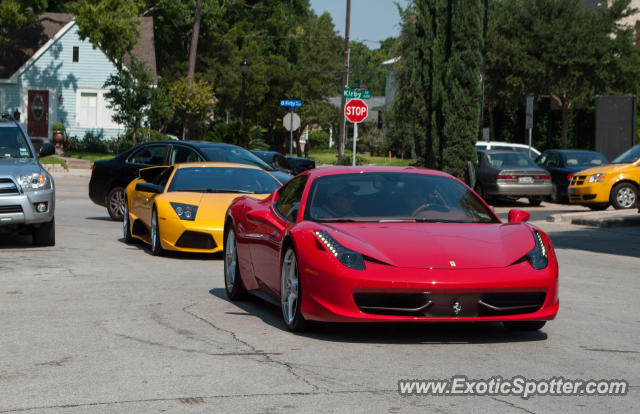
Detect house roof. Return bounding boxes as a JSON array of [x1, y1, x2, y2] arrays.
[[0, 12, 157, 80]]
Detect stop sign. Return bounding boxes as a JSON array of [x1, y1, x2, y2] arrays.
[[344, 99, 368, 123]]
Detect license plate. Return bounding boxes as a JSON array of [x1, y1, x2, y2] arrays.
[[518, 176, 533, 184], [569, 187, 574, 194]]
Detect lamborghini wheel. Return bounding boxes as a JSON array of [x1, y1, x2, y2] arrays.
[[150, 207, 164, 256], [123, 197, 133, 243]]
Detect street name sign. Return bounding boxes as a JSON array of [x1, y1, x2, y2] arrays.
[[342, 88, 371, 100]]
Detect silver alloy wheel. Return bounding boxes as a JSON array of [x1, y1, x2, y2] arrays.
[[151, 210, 158, 251], [615, 186, 636, 208], [110, 189, 125, 218], [225, 230, 237, 291], [123, 201, 129, 237], [281, 249, 299, 325]]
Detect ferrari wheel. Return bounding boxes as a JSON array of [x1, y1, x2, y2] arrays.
[[504, 321, 546, 331], [281, 247, 308, 331], [123, 197, 133, 243], [224, 229, 246, 300], [150, 208, 164, 256], [107, 187, 126, 221]]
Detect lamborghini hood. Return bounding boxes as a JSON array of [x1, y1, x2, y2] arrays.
[[322, 222, 536, 270]]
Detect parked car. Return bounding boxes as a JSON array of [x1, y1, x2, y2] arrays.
[[476, 141, 541, 159], [123, 162, 281, 255], [0, 113, 56, 245], [475, 150, 552, 205], [250, 150, 293, 174], [568, 144, 640, 210], [285, 155, 316, 174], [89, 141, 293, 221], [223, 166, 558, 332], [535, 149, 609, 203]]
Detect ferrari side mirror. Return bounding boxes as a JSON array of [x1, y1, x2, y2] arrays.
[[508, 209, 530, 223]]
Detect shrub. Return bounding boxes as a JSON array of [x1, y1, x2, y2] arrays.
[[335, 154, 367, 166]]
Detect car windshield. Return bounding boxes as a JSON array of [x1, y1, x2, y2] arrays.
[[611, 145, 640, 164], [304, 172, 499, 223], [563, 152, 608, 167], [167, 167, 281, 194], [0, 126, 32, 159], [486, 153, 538, 168], [199, 146, 276, 171]]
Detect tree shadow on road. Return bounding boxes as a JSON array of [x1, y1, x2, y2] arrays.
[[209, 289, 548, 344]]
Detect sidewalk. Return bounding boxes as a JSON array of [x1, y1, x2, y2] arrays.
[[547, 209, 640, 228], [42, 156, 91, 177]]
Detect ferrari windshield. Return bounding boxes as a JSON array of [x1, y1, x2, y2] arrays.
[[0, 126, 33, 159], [304, 172, 499, 223], [167, 167, 281, 194], [611, 144, 640, 164], [199, 146, 276, 171]]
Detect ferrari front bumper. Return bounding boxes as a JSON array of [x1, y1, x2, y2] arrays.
[[299, 259, 558, 323]]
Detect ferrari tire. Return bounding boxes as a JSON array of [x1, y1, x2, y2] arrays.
[[224, 228, 247, 300], [123, 197, 133, 243], [281, 247, 309, 332], [610, 182, 637, 210], [504, 321, 546, 331], [107, 187, 126, 221], [150, 208, 164, 256], [32, 217, 55, 247]]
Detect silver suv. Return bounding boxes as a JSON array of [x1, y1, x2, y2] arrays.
[[0, 114, 56, 246]]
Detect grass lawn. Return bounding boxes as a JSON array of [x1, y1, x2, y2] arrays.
[[39, 156, 68, 169], [309, 148, 415, 167], [63, 152, 114, 163]]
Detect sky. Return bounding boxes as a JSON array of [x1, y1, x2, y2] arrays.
[[308, 0, 409, 49]]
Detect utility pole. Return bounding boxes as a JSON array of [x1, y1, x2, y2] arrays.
[[338, 0, 351, 160]]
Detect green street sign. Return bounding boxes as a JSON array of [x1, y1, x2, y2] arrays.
[[342, 88, 371, 99]]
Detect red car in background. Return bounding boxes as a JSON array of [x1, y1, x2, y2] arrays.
[[223, 166, 559, 332]]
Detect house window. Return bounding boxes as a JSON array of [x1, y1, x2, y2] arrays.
[[78, 92, 97, 126], [73, 47, 79, 62]]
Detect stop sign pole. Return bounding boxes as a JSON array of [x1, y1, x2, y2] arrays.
[[344, 99, 368, 166]]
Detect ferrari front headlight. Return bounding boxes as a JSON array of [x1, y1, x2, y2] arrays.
[[170, 202, 198, 221], [588, 173, 605, 183], [314, 230, 365, 270], [19, 172, 49, 191], [526, 230, 548, 270]]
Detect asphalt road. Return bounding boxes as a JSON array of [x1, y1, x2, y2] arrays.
[[0, 175, 638, 413]]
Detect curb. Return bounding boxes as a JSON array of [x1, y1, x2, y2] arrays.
[[547, 211, 640, 227]]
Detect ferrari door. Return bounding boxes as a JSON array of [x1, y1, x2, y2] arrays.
[[248, 176, 307, 296]]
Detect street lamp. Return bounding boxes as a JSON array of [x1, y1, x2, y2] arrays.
[[240, 59, 250, 123]]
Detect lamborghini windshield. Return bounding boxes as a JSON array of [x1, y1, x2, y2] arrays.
[[304, 172, 499, 223], [0, 126, 33, 159], [167, 167, 280, 194]]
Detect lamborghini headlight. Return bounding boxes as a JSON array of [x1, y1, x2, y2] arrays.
[[314, 230, 365, 270], [588, 173, 605, 183], [19, 172, 49, 191], [170, 202, 198, 221], [526, 230, 548, 270]]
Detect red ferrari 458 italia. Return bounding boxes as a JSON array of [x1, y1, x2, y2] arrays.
[[223, 167, 559, 332]]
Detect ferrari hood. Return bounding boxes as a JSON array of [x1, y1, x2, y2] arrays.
[[323, 222, 536, 269]]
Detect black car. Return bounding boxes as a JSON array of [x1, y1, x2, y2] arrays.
[[89, 141, 293, 220], [285, 155, 316, 175], [535, 149, 608, 203], [250, 150, 293, 174]]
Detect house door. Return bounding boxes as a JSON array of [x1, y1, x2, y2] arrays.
[[27, 90, 49, 138]]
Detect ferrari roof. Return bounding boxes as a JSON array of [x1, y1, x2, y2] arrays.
[[303, 165, 455, 180]]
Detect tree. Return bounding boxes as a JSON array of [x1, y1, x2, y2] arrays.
[[68, 0, 144, 63], [485, 0, 640, 148], [168, 78, 216, 139], [0, 0, 47, 56], [103, 58, 154, 146]]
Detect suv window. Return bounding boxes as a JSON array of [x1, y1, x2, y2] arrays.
[[274, 175, 307, 221], [0, 126, 33, 158], [170, 146, 203, 164], [128, 145, 167, 165]]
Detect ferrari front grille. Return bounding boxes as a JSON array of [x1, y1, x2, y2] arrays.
[[354, 293, 432, 316], [0, 205, 22, 214], [478, 292, 546, 316], [175, 231, 216, 250]]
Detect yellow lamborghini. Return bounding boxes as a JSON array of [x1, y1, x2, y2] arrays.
[[123, 162, 281, 255]]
